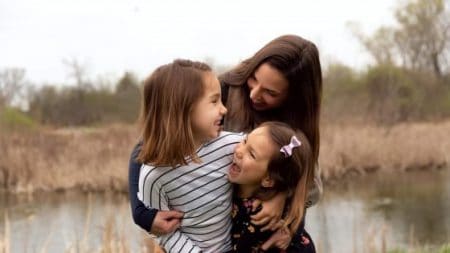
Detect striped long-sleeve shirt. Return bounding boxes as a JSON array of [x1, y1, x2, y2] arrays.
[[138, 131, 244, 253]]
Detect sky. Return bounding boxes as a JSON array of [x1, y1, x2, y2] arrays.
[[0, 0, 398, 85]]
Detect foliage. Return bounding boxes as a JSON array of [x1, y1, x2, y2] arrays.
[[387, 244, 450, 253], [331, 0, 450, 124], [114, 72, 141, 123], [322, 63, 368, 123], [394, 0, 450, 77], [27, 72, 140, 126], [351, 0, 450, 78], [322, 62, 450, 124], [0, 107, 36, 131]]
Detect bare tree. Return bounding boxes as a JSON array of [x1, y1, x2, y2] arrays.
[[348, 23, 397, 66], [0, 68, 27, 108], [351, 0, 450, 78], [62, 57, 93, 89], [394, 0, 450, 77]]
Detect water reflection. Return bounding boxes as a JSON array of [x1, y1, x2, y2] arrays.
[[307, 169, 450, 252], [0, 192, 142, 252], [1, 169, 449, 253]]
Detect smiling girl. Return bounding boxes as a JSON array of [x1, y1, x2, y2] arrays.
[[228, 121, 315, 253]]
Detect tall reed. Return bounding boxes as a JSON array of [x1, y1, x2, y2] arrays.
[[320, 121, 450, 180], [1, 121, 449, 193]]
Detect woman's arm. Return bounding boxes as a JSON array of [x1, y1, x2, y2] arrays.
[[257, 164, 322, 249], [129, 141, 157, 231], [250, 163, 322, 230], [250, 192, 287, 231], [129, 142, 182, 234], [260, 226, 291, 251]]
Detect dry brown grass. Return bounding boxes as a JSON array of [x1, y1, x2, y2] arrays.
[[0, 124, 138, 193], [0, 213, 10, 253], [1, 121, 449, 193], [320, 120, 450, 180]]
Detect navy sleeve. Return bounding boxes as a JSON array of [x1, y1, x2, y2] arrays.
[[128, 141, 158, 232]]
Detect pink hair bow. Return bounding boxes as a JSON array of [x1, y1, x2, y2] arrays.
[[280, 136, 301, 157]]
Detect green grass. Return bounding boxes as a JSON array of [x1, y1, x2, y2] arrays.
[[0, 107, 36, 131], [387, 244, 450, 253]]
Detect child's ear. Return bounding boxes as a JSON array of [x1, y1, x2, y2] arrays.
[[261, 176, 274, 188]]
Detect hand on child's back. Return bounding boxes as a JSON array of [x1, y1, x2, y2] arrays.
[[250, 193, 286, 231], [151, 210, 184, 236], [261, 226, 291, 251]]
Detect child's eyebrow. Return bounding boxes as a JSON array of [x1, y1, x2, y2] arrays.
[[209, 93, 220, 99]]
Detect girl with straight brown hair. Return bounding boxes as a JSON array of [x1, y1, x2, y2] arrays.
[[136, 59, 244, 252]]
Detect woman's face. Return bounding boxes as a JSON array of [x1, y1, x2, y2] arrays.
[[247, 63, 289, 111]]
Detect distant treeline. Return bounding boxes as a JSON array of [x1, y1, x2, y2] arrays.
[[27, 72, 140, 126], [0, 63, 143, 128], [322, 63, 450, 124], [322, 0, 450, 124], [1, 63, 449, 128], [1, 0, 449, 127]]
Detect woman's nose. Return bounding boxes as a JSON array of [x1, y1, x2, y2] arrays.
[[249, 85, 261, 101]]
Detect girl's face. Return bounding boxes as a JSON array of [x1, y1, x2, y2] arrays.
[[228, 126, 277, 196], [191, 72, 228, 146], [247, 63, 289, 111]]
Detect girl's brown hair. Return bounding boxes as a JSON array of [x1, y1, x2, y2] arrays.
[[137, 59, 211, 167], [255, 121, 315, 234], [220, 35, 322, 163]]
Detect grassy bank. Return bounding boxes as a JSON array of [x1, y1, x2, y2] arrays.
[[0, 124, 137, 193], [0, 121, 449, 193], [320, 121, 450, 180]]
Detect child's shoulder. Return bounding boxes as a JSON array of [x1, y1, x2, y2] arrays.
[[204, 131, 244, 147], [218, 131, 245, 141]]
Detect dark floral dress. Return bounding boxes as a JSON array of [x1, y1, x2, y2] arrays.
[[229, 196, 316, 253]]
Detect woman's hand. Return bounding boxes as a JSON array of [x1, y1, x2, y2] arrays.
[[151, 210, 183, 235], [260, 226, 291, 250], [250, 192, 287, 231]]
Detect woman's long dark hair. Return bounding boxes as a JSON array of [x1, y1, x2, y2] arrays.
[[220, 35, 322, 162]]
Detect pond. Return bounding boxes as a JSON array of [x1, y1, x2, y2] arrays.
[[1, 169, 449, 252]]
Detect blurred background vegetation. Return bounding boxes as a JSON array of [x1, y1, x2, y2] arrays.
[[1, 0, 449, 130]]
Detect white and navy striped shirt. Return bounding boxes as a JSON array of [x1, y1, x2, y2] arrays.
[[138, 131, 244, 253]]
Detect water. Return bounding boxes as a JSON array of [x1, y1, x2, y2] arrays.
[[1, 192, 143, 252], [1, 170, 449, 253], [307, 169, 450, 252]]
